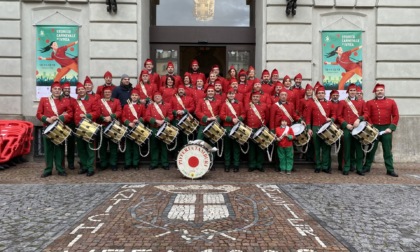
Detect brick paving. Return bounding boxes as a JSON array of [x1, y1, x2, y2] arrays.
[[0, 160, 419, 251]]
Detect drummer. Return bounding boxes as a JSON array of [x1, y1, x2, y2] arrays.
[[329, 89, 342, 170], [171, 84, 195, 150], [122, 89, 146, 170], [61, 82, 76, 171], [337, 83, 366, 176], [220, 88, 246, 172], [195, 86, 222, 145], [98, 86, 122, 171], [136, 69, 157, 106], [306, 86, 336, 173], [71, 82, 100, 176], [269, 90, 303, 132], [245, 91, 269, 172], [36, 81, 73, 178], [145, 91, 173, 170]]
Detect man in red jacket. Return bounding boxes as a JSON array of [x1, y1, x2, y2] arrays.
[[160, 61, 182, 89], [144, 58, 161, 88], [96, 71, 116, 98], [189, 59, 205, 85], [71, 82, 100, 176], [363, 83, 399, 177], [270, 90, 302, 131], [61, 82, 76, 170], [220, 88, 246, 172], [171, 85, 195, 149], [36, 82, 73, 177], [195, 86, 222, 143]]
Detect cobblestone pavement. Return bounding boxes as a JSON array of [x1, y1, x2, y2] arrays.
[[0, 161, 419, 251]]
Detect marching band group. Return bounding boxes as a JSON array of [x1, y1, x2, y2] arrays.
[[36, 59, 400, 178]]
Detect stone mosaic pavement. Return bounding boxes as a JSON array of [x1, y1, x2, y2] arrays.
[[0, 160, 419, 251]]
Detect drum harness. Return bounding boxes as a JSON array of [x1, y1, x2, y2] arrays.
[[314, 96, 341, 154], [127, 99, 150, 157], [226, 99, 249, 154], [345, 97, 375, 154], [205, 100, 223, 157], [154, 102, 177, 151], [102, 99, 126, 153], [77, 99, 103, 151]]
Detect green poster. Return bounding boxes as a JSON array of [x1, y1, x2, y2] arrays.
[[322, 31, 362, 91], [36, 25, 79, 99]]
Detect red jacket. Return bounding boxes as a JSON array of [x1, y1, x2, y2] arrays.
[[237, 82, 252, 94], [148, 72, 161, 89], [330, 100, 340, 126], [270, 102, 300, 130], [195, 97, 222, 126], [364, 98, 399, 130], [220, 99, 246, 127], [192, 88, 207, 106], [135, 82, 157, 102], [244, 90, 272, 108], [245, 102, 268, 129], [36, 96, 73, 126], [71, 95, 99, 125], [98, 98, 122, 126], [337, 98, 365, 128], [276, 126, 295, 147], [96, 84, 116, 98], [121, 101, 146, 126], [170, 94, 195, 120], [160, 86, 177, 103], [145, 102, 173, 128], [190, 72, 205, 85], [261, 83, 275, 96], [298, 97, 312, 120], [305, 99, 336, 127]]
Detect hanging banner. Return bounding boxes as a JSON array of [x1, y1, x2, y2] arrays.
[[322, 31, 362, 97], [36, 25, 79, 99]]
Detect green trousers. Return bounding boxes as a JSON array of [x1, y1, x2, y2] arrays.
[[223, 127, 241, 167], [124, 138, 140, 167], [64, 123, 76, 167], [43, 136, 65, 174], [99, 136, 118, 168], [363, 124, 395, 172], [342, 128, 363, 172], [248, 129, 265, 169], [312, 126, 332, 171], [76, 137, 95, 172], [277, 146, 294, 172], [172, 120, 189, 153], [150, 128, 169, 167]]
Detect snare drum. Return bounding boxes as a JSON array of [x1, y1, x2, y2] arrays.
[[291, 123, 309, 147], [103, 120, 128, 143], [229, 122, 253, 145], [251, 126, 276, 150], [126, 122, 152, 146], [203, 121, 226, 144], [43, 120, 72, 145], [156, 122, 179, 145], [177, 144, 212, 179], [317, 121, 343, 145], [74, 118, 101, 143], [351, 121, 379, 145], [177, 113, 199, 135]]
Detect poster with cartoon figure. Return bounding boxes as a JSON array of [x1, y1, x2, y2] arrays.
[[322, 31, 362, 97], [36, 26, 79, 99]]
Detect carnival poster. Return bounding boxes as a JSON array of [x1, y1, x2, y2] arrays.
[[322, 31, 362, 97], [36, 25, 79, 99]]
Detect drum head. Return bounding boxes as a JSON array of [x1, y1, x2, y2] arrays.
[[44, 120, 58, 133], [157, 123, 167, 136], [104, 122, 113, 133], [317, 121, 332, 134], [291, 124, 304, 135], [229, 122, 241, 137], [177, 144, 211, 179], [352, 121, 367, 135], [178, 113, 189, 125], [252, 127, 264, 139], [203, 121, 215, 132]]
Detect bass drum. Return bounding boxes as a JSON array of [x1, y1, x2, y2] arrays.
[[177, 144, 212, 179]]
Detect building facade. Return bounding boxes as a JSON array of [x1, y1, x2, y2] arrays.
[[1, 0, 419, 162]]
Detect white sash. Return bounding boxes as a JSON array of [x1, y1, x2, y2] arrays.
[[279, 126, 290, 140], [345, 97, 360, 117], [250, 103, 264, 124], [313, 96, 327, 119], [175, 94, 186, 110], [276, 102, 294, 123], [225, 99, 238, 119], [205, 100, 215, 117], [77, 100, 87, 114], [153, 102, 165, 119], [101, 99, 113, 115], [48, 96, 59, 116], [127, 99, 138, 119], [139, 82, 149, 98]]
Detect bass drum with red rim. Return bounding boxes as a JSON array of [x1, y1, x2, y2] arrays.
[[176, 144, 213, 179]]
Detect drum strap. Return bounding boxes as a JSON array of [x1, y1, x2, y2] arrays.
[[225, 99, 238, 118], [345, 98, 360, 117], [279, 126, 289, 140], [276, 103, 294, 123], [313, 97, 327, 119], [250, 103, 264, 124], [101, 99, 113, 115], [175, 94, 186, 110], [153, 103, 165, 119], [77, 100, 87, 114], [127, 100, 138, 119], [139, 82, 149, 98], [205, 100, 215, 117], [48, 96, 59, 117]]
